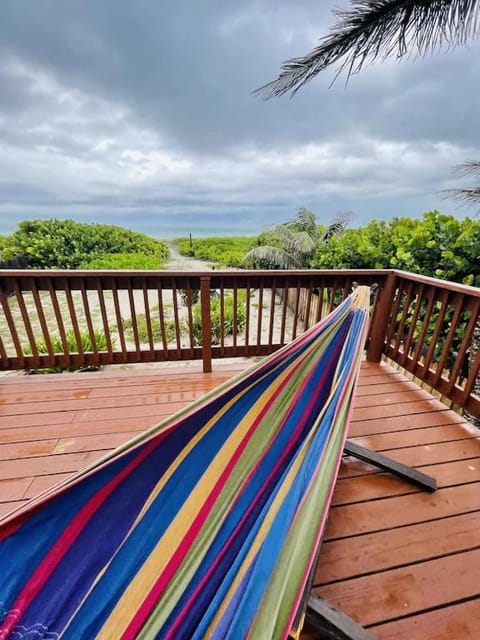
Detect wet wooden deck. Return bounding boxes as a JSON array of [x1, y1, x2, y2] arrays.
[[1, 360, 479, 639]]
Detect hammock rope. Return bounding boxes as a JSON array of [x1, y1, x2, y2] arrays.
[[0, 286, 370, 640]]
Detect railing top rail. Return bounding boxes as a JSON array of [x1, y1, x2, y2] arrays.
[[1, 268, 479, 297], [0, 268, 392, 278], [391, 270, 480, 298]]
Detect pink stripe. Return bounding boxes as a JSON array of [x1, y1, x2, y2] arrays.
[[0, 436, 163, 638]]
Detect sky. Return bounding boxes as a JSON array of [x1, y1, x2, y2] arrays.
[[0, 1, 479, 238]]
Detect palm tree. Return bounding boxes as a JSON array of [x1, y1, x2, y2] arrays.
[[243, 209, 351, 269], [255, 1, 480, 98]]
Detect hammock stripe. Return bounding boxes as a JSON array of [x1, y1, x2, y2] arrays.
[[0, 286, 370, 640]]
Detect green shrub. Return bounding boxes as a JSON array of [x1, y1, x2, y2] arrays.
[[2, 218, 169, 269], [23, 329, 112, 373], [175, 236, 257, 268], [190, 292, 247, 345], [79, 252, 164, 270], [122, 315, 178, 344]]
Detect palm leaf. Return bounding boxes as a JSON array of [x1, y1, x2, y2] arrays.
[[285, 208, 318, 236], [242, 246, 302, 269], [254, 0, 480, 98], [322, 211, 353, 241], [443, 160, 480, 216]]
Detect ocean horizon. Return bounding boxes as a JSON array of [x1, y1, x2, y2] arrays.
[[0, 211, 271, 240]]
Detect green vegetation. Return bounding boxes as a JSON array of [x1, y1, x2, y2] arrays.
[[312, 211, 480, 286], [79, 252, 163, 270], [191, 292, 247, 345], [121, 291, 247, 347], [175, 236, 257, 268], [1, 218, 169, 269], [243, 209, 351, 269], [122, 314, 177, 344], [23, 329, 112, 373]]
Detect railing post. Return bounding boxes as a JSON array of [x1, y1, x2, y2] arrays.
[[366, 272, 398, 362], [200, 276, 212, 373]]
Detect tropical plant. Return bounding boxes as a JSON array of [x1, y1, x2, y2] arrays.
[[190, 293, 247, 345], [256, 0, 480, 97], [243, 208, 351, 269], [23, 329, 112, 373]]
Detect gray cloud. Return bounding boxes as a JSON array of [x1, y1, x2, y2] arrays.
[[0, 0, 479, 236]]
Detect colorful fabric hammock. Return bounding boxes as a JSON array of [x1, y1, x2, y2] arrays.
[[0, 286, 370, 640]]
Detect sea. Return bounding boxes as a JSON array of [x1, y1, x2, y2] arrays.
[[0, 211, 272, 239]]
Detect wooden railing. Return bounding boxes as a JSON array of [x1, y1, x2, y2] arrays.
[[0, 269, 479, 417]]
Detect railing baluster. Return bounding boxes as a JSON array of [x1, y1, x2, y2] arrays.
[[111, 279, 127, 363], [96, 278, 114, 360], [268, 281, 276, 347], [65, 281, 84, 360], [157, 282, 168, 354], [445, 299, 480, 394], [432, 293, 464, 386], [421, 289, 449, 375], [200, 276, 212, 373], [304, 280, 313, 331], [30, 278, 54, 366], [0, 285, 24, 367], [48, 278, 70, 360], [220, 279, 225, 355], [399, 284, 424, 367], [233, 286, 238, 348], [171, 281, 182, 359], [142, 282, 154, 360], [127, 278, 141, 359], [245, 277, 250, 350], [185, 282, 195, 358], [291, 279, 301, 341], [280, 280, 288, 345], [256, 279, 264, 352], [14, 279, 39, 366], [80, 280, 98, 362]]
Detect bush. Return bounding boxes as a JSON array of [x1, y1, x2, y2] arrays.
[[79, 252, 164, 270], [2, 218, 169, 269], [23, 329, 112, 373], [122, 315, 177, 344], [175, 236, 257, 268], [191, 292, 247, 345]]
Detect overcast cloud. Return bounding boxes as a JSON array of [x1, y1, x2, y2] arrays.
[[0, 0, 479, 237]]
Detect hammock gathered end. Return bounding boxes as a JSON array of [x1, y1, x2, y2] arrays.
[[0, 286, 371, 640]]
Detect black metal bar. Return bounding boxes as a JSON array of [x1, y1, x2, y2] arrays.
[[344, 440, 437, 492], [305, 594, 376, 640]]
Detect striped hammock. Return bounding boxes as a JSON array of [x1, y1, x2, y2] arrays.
[[0, 286, 370, 640]]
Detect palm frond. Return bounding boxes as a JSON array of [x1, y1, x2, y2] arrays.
[[285, 207, 318, 235], [322, 210, 353, 241], [254, 0, 480, 98], [442, 160, 480, 216], [242, 246, 301, 269]]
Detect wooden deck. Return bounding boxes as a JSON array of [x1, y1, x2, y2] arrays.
[[1, 360, 479, 639]]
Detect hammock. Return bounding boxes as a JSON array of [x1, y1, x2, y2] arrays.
[[0, 286, 370, 640]]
